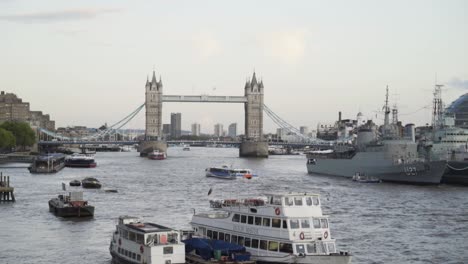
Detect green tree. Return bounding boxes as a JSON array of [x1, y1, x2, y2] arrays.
[[0, 128, 16, 150], [0, 121, 36, 149]]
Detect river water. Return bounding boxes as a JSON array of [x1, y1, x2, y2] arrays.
[[0, 148, 467, 264]]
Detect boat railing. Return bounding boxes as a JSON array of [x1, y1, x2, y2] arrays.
[[210, 198, 267, 208]]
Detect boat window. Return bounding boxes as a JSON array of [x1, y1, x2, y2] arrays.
[[225, 233, 230, 242], [248, 216, 254, 225], [207, 230, 212, 238], [301, 219, 310, 228], [306, 197, 313, 206], [262, 218, 271, 227], [313, 197, 320, 205], [241, 215, 247, 224], [290, 220, 300, 229], [320, 219, 329, 228], [132, 252, 136, 259], [164, 247, 173, 254], [313, 219, 321, 228], [327, 242, 336, 253], [307, 243, 317, 254], [118, 247, 121, 254], [137, 255, 141, 261], [232, 235, 238, 244], [212, 231, 218, 240], [255, 217, 262, 225], [251, 239, 259, 249], [260, 240, 268, 250], [250, 208, 257, 213], [282, 220, 288, 229], [268, 241, 279, 252], [271, 196, 282, 205], [284, 197, 293, 206], [272, 218, 281, 228], [168, 233, 178, 243], [232, 214, 240, 222], [219, 232, 225, 241], [294, 197, 303, 206], [136, 234, 144, 244], [122, 230, 128, 239], [128, 232, 136, 242], [296, 244, 306, 254], [238, 236, 245, 246], [245, 237, 251, 247], [280, 243, 293, 253]]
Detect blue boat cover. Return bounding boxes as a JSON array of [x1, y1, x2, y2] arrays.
[[183, 238, 245, 260]]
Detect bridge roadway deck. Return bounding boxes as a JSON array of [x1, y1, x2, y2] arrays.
[[162, 95, 247, 103]]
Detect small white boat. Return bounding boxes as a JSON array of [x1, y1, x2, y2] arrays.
[[148, 150, 166, 160], [109, 216, 185, 264], [205, 166, 236, 180], [230, 169, 258, 179], [352, 173, 381, 183], [183, 145, 191, 151]]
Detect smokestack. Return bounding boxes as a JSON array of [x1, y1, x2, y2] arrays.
[[338, 111, 342, 122]]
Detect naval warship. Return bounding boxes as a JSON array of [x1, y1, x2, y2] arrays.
[[306, 87, 447, 184]]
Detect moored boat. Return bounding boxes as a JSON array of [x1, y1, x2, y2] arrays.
[[48, 191, 94, 217], [109, 216, 185, 264], [29, 153, 66, 173], [81, 177, 102, 189], [183, 145, 191, 151], [148, 150, 167, 160], [191, 193, 352, 264], [231, 169, 258, 179], [65, 153, 97, 168]]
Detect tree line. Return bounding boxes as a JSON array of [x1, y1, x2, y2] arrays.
[[0, 121, 36, 152]]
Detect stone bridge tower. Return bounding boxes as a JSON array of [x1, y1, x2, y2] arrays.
[[240, 72, 268, 157], [139, 70, 167, 156], [145, 70, 163, 140]]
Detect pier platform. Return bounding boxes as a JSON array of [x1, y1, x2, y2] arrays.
[[0, 173, 15, 202]]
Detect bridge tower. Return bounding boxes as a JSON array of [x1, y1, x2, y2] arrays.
[[139, 70, 167, 156], [240, 72, 268, 157]]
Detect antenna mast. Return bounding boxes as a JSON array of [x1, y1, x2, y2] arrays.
[[432, 84, 444, 129]]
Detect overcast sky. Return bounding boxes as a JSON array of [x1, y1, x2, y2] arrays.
[[1, 0, 467, 134]]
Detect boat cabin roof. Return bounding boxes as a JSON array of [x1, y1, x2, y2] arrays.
[[264, 192, 320, 198], [125, 222, 174, 234]]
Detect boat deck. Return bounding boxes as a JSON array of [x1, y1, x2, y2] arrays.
[[125, 222, 173, 233]]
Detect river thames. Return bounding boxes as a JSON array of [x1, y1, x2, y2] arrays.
[[0, 147, 467, 264]]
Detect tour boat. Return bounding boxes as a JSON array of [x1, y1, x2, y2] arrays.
[[48, 191, 94, 217], [148, 150, 167, 160], [190, 193, 352, 264], [205, 166, 236, 180], [65, 153, 97, 168], [109, 216, 185, 264]]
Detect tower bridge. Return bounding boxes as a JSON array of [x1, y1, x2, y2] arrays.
[[140, 70, 267, 157]]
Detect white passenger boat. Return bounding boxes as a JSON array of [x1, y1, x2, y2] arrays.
[[183, 145, 191, 151], [230, 169, 258, 179], [190, 193, 352, 264], [109, 216, 185, 264], [205, 166, 236, 180]]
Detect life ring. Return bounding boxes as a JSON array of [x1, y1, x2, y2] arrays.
[[118, 238, 121, 246], [323, 231, 329, 239], [140, 245, 144, 253], [299, 232, 305, 240], [275, 208, 281, 215]]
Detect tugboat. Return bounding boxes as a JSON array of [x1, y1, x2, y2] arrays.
[[49, 191, 94, 217], [191, 192, 352, 264], [29, 153, 66, 173], [81, 177, 102, 189], [148, 150, 166, 160], [65, 153, 97, 168], [109, 216, 185, 264]]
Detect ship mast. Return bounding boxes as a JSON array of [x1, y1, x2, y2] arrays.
[[432, 84, 444, 130], [383, 86, 391, 137]]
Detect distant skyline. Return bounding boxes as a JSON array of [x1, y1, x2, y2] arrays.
[[1, 0, 467, 134]]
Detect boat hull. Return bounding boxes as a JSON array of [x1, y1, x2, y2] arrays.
[[82, 182, 102, 189], [206, 172, 236, 180], [307, 152, 446, 184], [110, 251, 139, 264], [442, 161, 468, 185], [48, 201, 94, 217], [65, 161, 97, 168], [29, 163, 65, 174], [253, 253, 351, 264]]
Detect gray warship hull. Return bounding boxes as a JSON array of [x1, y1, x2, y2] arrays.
[[307, 152, 446, 184]]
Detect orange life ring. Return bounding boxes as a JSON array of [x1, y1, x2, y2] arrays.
[[323, 231, 329, 239], [299, 232, 305, 240], [140, 245, 144, 253], [275, 208, 281, 215]]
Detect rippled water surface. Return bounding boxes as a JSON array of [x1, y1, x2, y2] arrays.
[[1, 148, 467, 264]]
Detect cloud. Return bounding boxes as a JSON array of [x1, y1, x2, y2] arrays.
[[0, 8, 120, 23], [260, 29, 308, 64], [447, 77, 468, 89]]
